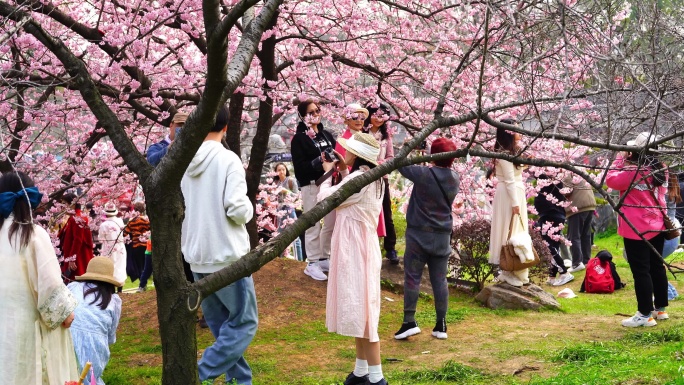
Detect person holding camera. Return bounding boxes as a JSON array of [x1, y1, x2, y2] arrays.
[[291, 99, 338, 281]]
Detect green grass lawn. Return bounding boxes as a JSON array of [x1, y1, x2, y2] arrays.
[[104, 222, 684, 385]]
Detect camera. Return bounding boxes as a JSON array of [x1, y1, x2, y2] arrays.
[[323, 148, 338, 162], [419, 140, 427, 150]]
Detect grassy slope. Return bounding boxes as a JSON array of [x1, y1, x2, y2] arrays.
[[104, 221, 684, 385]]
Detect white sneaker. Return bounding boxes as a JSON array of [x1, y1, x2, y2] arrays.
[[317, 259, 330, 273], [304, 263, 327, 281], [652, 309, 669, 320], [621, 312, 657, 327], [563, 259, 572, 268], [553, 273, 575, 286], [568, 263, 586, 273]]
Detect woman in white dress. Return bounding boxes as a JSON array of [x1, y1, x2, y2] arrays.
[[0, 171, 79, 384], [488, 121, 530, 287]]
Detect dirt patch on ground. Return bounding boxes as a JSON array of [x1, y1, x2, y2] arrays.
[[115, 257, 675, 381]]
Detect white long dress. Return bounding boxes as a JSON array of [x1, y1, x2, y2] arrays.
[[488, 159, 529, 264], [0, 218, 79, 384], [98, 217, 127, 284], [318, 168, 384, 342]]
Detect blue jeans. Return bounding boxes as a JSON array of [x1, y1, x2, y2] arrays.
[[139, 253, 153, 288], [193, 273, 259, 384]]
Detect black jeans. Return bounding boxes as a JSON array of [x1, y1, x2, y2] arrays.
[[624, 233, 668, 315], [382, 180, 397, 252], [567, 211, 593, 266], [538, 216, 567, 276]]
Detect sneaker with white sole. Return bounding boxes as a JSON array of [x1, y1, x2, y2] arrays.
[[568, 262, 585, 273], [304, 263, 327, 281], [394, 321, 421, 340], [652, 308, 669, 320], [317, 259, 330, 273], [621, 312, 657, 327], [432, 318, 447, 339], [553, 273, 575, 286]]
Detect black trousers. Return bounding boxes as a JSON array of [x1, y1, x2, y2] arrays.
[[538, 216, 567, 276], [567, 210, 593, 266], [624, 233, 668, 315], [382, 180, 397, 252]]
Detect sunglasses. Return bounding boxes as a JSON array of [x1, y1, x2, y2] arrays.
[[307, 109, 321, 116], [350, 114, 365, 121]]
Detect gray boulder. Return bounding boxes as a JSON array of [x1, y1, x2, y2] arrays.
[[475, 283, 560, 310]]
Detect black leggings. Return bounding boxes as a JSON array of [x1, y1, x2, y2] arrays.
[[624, 233, 668, 315], [538, 216, 567, 276]]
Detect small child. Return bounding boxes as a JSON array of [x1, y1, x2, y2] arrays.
[[68, 257, 123, 385]]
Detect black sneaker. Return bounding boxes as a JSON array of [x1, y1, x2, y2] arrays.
[[369, 378, 388, 385], [394, 321, 421, 340], [343, 371, 368, 385], [386, 250, 400, 265], [432, 318, 447, 339]]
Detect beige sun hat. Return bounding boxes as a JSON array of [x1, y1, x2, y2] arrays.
[[76, 256, 123, 287], [627, 131, 661, 148], [171, 112, 189, 124], [337, 132, 380, 166], [343, 103, 370, 120]]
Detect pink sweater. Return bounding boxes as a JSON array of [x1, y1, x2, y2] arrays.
[[605, 157, 667, 240]]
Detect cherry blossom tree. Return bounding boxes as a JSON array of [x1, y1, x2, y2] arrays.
[[2, 0, 684, 383]]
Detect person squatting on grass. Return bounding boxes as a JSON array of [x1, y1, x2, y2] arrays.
[[68, 257, 123, 385], [394, 138, 460, 341], [317, 132, 389, 385], [606, 131, 670, 327], [0, 171, 80, 384], [180, 106, 258, 384]]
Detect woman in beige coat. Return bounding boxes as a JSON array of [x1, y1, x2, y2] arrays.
[[488, 122, 530, 287]]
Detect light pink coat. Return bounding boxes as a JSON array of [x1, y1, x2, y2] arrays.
[[318, 168, 384, 342]]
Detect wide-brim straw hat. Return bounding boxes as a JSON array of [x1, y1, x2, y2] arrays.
[[337, 132, 380, 166], [76, 256, 123, 287], [627, 131, 660, 148]]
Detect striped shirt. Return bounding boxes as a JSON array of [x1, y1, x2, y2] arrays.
[[124, 216, 150, 248]]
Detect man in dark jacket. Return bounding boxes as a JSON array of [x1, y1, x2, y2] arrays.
[[146, 112, 188, 166]]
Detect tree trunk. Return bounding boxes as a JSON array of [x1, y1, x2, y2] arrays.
[[245, 12, 279, 247], [226, 92, 245, 155], [145, 185, 199, 385]]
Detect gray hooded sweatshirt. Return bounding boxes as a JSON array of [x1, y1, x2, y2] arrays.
[[181, 141, 253, 273]]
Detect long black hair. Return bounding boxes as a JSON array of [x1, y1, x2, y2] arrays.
[[273, 162, 290, 181], [626, 152, 667, 187], [494, 119, 518, 154], [0, 171, 36, 249], [364, 103, 391, 140], [83, 280, 116, 310], [492, 119, 521, 169]]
